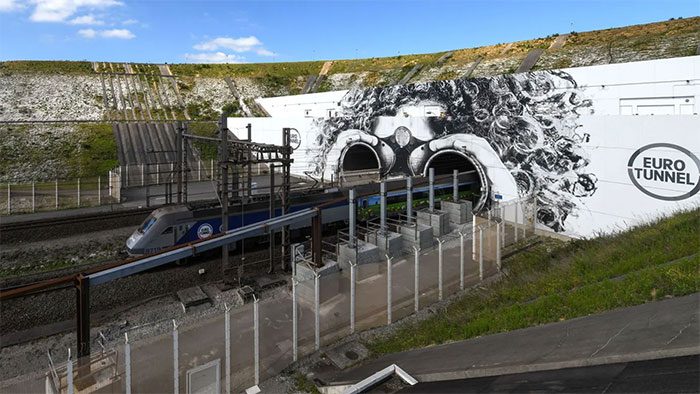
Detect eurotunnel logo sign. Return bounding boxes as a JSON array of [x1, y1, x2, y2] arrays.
[[288, 129, 302, 150], [628, 143, 700, 201]]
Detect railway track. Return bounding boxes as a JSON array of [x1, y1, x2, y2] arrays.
[[0, 207, 153, 244]]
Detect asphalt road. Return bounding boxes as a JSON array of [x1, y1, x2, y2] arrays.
[[323, 293, 700, 385], [400, 355, 700, 393]]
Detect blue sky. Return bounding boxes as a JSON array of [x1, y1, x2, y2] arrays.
[[0, 0, 697, 64]]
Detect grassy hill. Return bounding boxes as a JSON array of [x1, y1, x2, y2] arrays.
[[368, 208, 700, 355], [0, 16, 697, 183], [1, 16, 697, 87]]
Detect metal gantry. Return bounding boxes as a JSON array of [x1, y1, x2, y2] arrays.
[[211, 115, 294, 280]]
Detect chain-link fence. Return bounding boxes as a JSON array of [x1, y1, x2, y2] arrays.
[[41, 196, 536, 393], [1, 177, 120, 215]]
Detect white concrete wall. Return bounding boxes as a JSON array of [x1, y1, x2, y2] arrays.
[[558, 115, 699, 237], [255, 90, 347, 118]]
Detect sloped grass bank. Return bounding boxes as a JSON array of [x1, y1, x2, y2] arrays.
[[368, 208, 700, 354], [0, 123, 117, 182]]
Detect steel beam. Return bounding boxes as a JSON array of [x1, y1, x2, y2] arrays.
[[220, 114, 230, 279], [75, 274, 91, 363], [429, 168, 435, 211], [312, 209, 322, 267], [269, 164, 276, 273]]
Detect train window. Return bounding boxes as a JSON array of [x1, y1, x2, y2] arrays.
[[162, 227, 173, 235], [138, 215, 157, 234]]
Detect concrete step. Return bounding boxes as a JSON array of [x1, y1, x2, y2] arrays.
[[516, 48, 545, 73]]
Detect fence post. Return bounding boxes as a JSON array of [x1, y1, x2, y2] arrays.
[[496, 219, 502, 271], [55, 179, 58, 209], [224, 303, 231, 394], [198, 161, 202, 181], [386, 255, 392, 325], [6, 183, 10, 215], [501, 206, 506, 246], [471, 213, 476, 260], [292, 277, 298, 362], [479, 227, 484, 281], [141, 164, 145, 187], [97, 176, 101, 206], [350, 261, 356, 334], [514, 202, 519, 243], [314, 272, 320, 351], [77, 178, 81, 207], [210, 159, 214, 180], [126, 165, 129, 188], [413, 246, 420, 312], [31, 182, 35, 213], [124, 333, 131, 394], [254, 296, 260, 386], [428, 167, 435, 211], [172, 320, 179, 394], [453, 169, 459, 202], [66, 349, 73, 394], [459, 231, 465, 291], [156, 163, 160, 184], [438, 238, 444, 301]]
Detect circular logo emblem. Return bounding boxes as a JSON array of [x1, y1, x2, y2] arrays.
[[197, 223, 214, 239], [288, 129, 301, 150], [627, 143, 700, 201]]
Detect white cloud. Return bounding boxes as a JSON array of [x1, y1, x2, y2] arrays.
[[184, 52, 244, 64], [78, 28, 97, 38], [194, 36, 263, 52], [0, 0, 24, 12], [68, 14, 104, 25], [100, 28, 134, 39], [78, 27, 134, 39], [30, 0, 123, 23], [121, 18, 137, 25], [256, 48, 275, 57]]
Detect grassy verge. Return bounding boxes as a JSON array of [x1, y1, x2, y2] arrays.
[[368, 208, 700, 354]]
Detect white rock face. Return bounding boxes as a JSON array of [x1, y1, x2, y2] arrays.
[[0, 75, 104, 121], [181, 77, 236, 111]]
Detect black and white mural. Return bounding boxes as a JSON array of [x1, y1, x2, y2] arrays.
[[310, 71, 596, 232], [233, 56, 699, 237]]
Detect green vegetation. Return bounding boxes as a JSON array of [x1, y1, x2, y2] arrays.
[[0, 123, 117, 181], [358, 190, 478, 221], [171, 61, 324, 79], [221, 101, 241, 118], [368, 208, 700, 355], [292, 372, 321, 394], [0, 60, 93, 75], [70, 123, 118, 177], [187, 122, 219, 160], [186, 101, 219, 121]]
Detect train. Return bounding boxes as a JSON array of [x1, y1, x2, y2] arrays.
[[126, 179, 478, 256]]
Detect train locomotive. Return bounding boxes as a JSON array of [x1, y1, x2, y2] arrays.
[[126, 179, 478, 256]]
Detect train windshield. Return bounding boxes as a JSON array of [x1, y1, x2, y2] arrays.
[[138, 214, 157, 234]]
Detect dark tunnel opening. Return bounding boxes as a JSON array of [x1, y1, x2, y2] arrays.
[[342, 144, 380, 171], [426, 151, 484, 210], [426, 151, 476, 175]]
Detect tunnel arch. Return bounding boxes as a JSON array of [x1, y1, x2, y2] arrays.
[[423, 149, 489, 212], [339, 142, 381, 185]]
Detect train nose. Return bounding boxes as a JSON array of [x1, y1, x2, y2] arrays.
[[126, 233, 138, 249]]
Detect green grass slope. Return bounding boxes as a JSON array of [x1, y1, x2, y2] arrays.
[[368, 208, 700, 355]]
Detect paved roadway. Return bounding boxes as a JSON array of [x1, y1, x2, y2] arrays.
[[322, 293, 700, 385], [400, 354, 700, 393]]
